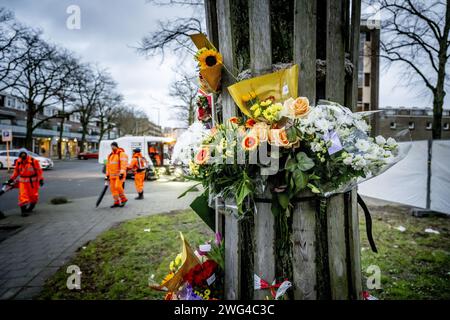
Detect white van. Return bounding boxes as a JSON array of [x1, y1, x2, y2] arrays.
[[99, 136, 175, 180]]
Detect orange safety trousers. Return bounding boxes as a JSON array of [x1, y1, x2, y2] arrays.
[[110, 176, 127, 205], [18, 180, 39, 207], [134, 171, 145, 193]]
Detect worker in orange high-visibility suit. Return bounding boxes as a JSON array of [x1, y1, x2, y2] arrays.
[[128, 148, 147, 200], [7, 149, 44, 217], [105, 142, 128, 208]]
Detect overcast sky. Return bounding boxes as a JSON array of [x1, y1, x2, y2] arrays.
[[1, 0, 447, 129]]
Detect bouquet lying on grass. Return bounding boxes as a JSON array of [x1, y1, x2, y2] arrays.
[[181, 65, 408, 216], [150, 233, 224, 300]]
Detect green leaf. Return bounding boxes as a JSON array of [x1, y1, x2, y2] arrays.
[[296, 152, 315, 171], [178, 183, 202, 199], [286, 127, 297, 142], [277, 192, 290, 209], [293, 170, 308, 192], [190, 194, 215, 231], [285, 158, 297, 172], [307, 183, 321, 194]]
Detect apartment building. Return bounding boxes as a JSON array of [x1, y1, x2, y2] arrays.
[[0, 93, 117, 157]]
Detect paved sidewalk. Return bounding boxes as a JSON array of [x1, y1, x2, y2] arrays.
[[0, 180, 199, 299]]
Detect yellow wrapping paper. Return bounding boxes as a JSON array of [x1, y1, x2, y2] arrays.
[[150, 232, 201, 292], [200, 63, 222, 92], [190, 33, 216, 50], [190, 33, 222, 93], [227, 65, 299, 117]]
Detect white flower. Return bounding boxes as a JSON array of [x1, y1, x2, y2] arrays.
[[355, 119, 370, 132], [343, 154, 354, 165], [305, 126, 316, 135], [375, 135, 386, 145], [315, 118, 331, 132], [336, 113, 353, 126], [352, 154, 367, 170], [355, 139, 370, 152], [386, 137, 397, 146]]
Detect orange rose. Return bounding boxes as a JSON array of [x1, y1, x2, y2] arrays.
[[195, 147, 210, 165], [289, 97, 310, 118], [245, 118, 256, 129], [250, 122, 269, 142], [228, 117, 239, 124], [241, 134, 259, 151], [268, 128, 290, 147]]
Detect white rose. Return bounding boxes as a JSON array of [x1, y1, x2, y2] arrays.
[[386, 137, 397, 146], [315, 118, 331, 132], [375, 135, 386, 145], [355, 119, 370, 132], [355, 139, 370, 152]]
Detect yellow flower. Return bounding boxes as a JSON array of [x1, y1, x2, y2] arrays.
[[260, 99, 273, 107], [162, 272, 174, 284], [254, 108, 262, 118], [174, 253, 182, 266], [169, 261, 175, 271], [197, 49, 223, 70], [188, 161, 200, 176], [250, 103, 260, 111]]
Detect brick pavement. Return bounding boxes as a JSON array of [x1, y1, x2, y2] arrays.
[[0, 180, 199, 299]]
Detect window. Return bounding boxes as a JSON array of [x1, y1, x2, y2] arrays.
[[364, 73, 370, 86], [426, 122, 432, 130], [408, 121, 415, 130], [0, 152, 5, 156], [358, 88, 363, 101], [390, 122, 397, 129], [444, 123, 449, 131], [366, 31, 371, 42], [364, 103, 370, 110]]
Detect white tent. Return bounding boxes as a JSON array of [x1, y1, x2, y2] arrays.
[[359, 140, 450, 215]]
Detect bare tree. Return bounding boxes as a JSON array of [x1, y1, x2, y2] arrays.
[[373, 0, 450, 139], [169, 71, 198, 126], [9, 32, 79, 149], [73, 66, 112, 152], [54, 52, 82, 159], [113, 105, 155, 136], [137, 0, 203, 58], [97, 88, 123, 142], [0, 8, 33, 92]]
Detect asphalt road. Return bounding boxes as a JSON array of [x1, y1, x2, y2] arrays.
[[0, 159, 175, 212]]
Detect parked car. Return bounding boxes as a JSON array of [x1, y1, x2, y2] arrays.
[[0, 149, 54, 170], [78, 149, 99, 160]]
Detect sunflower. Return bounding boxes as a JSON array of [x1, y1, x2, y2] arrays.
[[197, 48, 223, 70]]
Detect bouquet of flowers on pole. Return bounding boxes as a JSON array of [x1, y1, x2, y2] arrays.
[[181, 64, 410, 217]]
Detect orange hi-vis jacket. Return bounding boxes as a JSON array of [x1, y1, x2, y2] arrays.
[[10, 156, 43, 185], [128, 152, 146, 172], [10, 155, 43, 206], [128, 152, 146, 193], [106, 148, 128, 177]]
